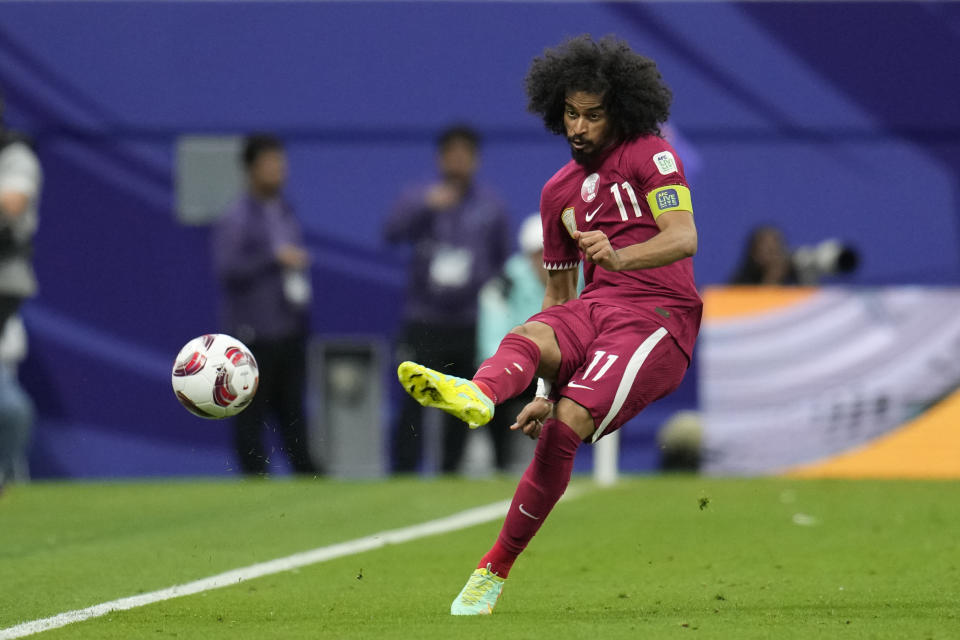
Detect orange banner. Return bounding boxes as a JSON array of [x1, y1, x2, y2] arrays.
[[701, 286, 817, 321], [788, 389, 960, 478]]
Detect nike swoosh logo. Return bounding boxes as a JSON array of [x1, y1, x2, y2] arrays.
[[518, 504, 540, 520], [566, 381, 594, 390], [584, 203, 602, 221]]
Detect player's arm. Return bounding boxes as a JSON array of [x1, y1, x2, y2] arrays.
[[538, 184, 580, 307], [577, 208, 696, 272], [541, 267, 578, 309]]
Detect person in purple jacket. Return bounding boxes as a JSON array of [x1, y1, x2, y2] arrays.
[[213, 134, 319, 476], [384, 125, 511, 474]]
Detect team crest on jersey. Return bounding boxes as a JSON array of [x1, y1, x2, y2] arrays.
[[653, 151, 677, 175], [580, 173, 600, 203]]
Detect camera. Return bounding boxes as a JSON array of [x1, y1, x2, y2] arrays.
[[792, 239, 859, 285]]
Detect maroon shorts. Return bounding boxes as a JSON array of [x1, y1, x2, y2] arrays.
[[529, 299, 689, 442]]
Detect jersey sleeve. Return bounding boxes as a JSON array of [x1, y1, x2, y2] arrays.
[[627, 140, 693, 220], [539, 184, 580, 271]]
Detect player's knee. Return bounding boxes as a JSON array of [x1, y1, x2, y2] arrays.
[[509, 321, 553, 344], [554, 398, 596, 441], [508, 323, 534, 338], [510, 322, 562, 378]]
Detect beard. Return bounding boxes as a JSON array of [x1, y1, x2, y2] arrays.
[[568, 136, 605, 166]]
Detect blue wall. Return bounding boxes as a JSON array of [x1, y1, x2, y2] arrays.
[[1, 2, 957, 477]]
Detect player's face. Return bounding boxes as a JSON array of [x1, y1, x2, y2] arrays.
[[564, 91, 612, 165]]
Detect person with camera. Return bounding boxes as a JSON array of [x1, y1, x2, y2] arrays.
[[0, 89, 41, 492], [730, 225, 858, 285], [729, 225, 798, 285], [0, 91, 41, 333]]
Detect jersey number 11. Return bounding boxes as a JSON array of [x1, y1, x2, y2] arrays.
[[610, 181, 642, 221]]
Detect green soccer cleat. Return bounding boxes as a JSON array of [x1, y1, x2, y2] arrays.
[[397, 361, 494, 429], [450, 565, 505, 615]]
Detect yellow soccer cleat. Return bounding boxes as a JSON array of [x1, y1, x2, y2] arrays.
[[450, 565, 505, 615], [397, 361, 494, 429]]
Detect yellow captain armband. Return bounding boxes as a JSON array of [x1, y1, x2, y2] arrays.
[[646, 185, 693, 220]]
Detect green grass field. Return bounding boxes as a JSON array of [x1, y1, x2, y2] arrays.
[[2, 475, 958, 639]]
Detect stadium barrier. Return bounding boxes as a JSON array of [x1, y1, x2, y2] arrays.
[[699, 286, 960, 478], [309, 336, 389, 478]]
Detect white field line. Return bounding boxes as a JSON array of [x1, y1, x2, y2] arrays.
[[1, 495, 538, 639]]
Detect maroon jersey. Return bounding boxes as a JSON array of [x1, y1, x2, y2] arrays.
[[540, 135, 702, 359]]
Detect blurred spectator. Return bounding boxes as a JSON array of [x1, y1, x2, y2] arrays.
[[0, 91, 41, 339], [475, 213, 547, 472], [385, 125, 510, 474], [213, 134, 319, 476], [0, 90, 40, 492], [729, 225, 798, 285], [0, 315, 33, 490]]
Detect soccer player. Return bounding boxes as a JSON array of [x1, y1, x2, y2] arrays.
[[398, 35, 702, 615]]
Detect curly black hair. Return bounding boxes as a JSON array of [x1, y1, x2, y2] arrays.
[[525, 35, 672, 141]]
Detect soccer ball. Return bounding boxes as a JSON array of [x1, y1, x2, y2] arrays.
[[171, 334, 259, 419]]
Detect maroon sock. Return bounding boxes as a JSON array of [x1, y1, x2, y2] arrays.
[[472, 333, 540, 404], [478, 419, 582, 577]]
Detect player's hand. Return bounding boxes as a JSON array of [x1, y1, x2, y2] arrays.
[[575, 230, 621, 271], [276, 244, 310, 270], [511, 397, 554, 439]]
